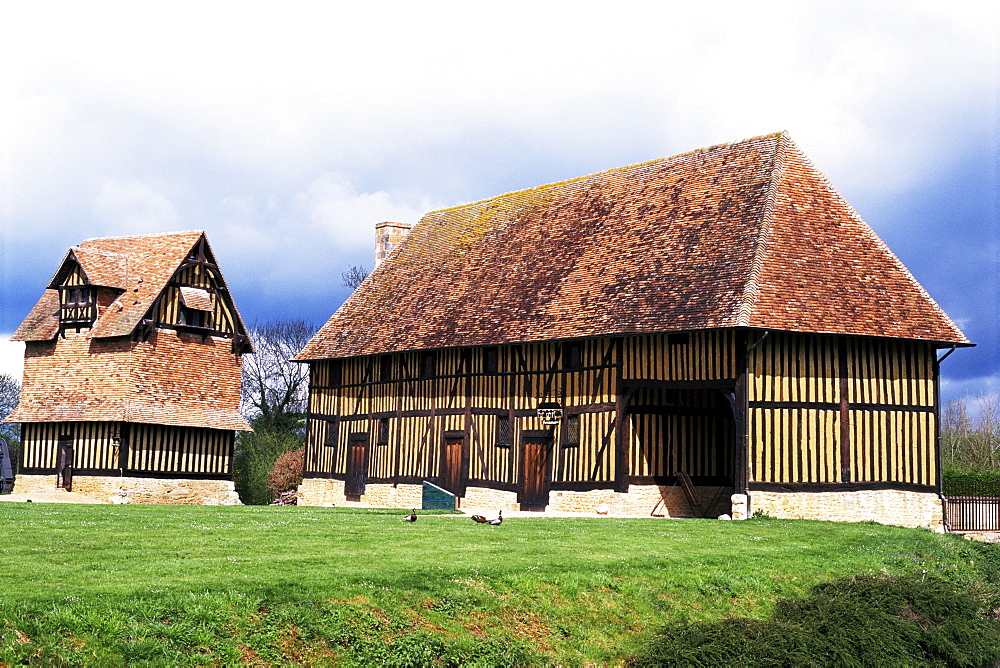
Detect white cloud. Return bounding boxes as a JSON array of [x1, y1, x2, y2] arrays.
[[0, 336, 24, 383], [212, 173, 442, 302], [3, 2, 993, 199], [293, 173, 432, 248], [92, 180, 180, 236]]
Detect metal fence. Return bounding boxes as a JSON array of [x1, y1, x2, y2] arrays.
[[944, 479, 1000, 532]]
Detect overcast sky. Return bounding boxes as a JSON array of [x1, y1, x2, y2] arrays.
[[1, 1, 997, 405]]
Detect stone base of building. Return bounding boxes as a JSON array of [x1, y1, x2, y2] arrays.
[[461, 486, 520, 512], [296, 478, 734, 517], [296, 478, 423, 509], [749, 489, 945, 531], [13, 474, 242, 506], [546, 485, 734, 517]]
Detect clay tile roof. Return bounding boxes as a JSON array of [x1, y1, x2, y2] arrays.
[[12, 231, 206, 341], [67, 247, 130, 288], [297, 132, 969, 361], [5, 331, 251, 431], [179, 286, 215, 311]]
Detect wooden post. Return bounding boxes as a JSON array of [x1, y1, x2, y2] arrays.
[[733, 330, 749, 494], [933, 352, 943, 494], [117, 422, 130, 471], [838, 337, 851, 483], [614, 338, 629, 492]]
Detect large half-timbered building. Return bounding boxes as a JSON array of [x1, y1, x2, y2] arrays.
[[5, 231, 252, 504], [294, 133, 970, 529]]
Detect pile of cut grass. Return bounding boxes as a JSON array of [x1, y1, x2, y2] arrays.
[[0, 504, 996, 665]]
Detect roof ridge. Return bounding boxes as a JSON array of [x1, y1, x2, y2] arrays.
[[423, 132, 789, 218], [734, 132, 790, 327], [80, 230, 204, 244]]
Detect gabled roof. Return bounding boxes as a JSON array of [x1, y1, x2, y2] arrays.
[[12, 231, 248, 341], [7, 231, 251, 431], [297, 132, 969, 361]]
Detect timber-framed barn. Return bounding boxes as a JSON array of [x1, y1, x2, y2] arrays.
[[5, 231, 252, 504], [294, 132, 970, 529]]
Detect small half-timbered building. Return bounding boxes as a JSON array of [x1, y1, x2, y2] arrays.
[[294, 133, 970, 529], [5, 231, 252, 504]]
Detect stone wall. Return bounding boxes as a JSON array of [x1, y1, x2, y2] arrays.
[[297, 478, 422, 509], [296, 479, 733, 517], [14, 474, 242, 505], [461, 486, 519, 513], [295, 479, 943, 530], [749, 489, 945, 531], [548, 485, 734, 517]]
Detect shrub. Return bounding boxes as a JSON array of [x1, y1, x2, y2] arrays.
[[267, 447, 304, 496], [630, 573, 1000, 667], [233, 425, 302, 505]]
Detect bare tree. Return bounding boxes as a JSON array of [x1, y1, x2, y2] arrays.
[[0, 374, 21, 477], [942, 398, 974, 465], [240, 320, 316, 430], [236, 320, 316, 504], [341, 265, 369, 289], [942, 394, 1000, 470]]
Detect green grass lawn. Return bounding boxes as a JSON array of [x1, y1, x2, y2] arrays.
[[0, 504, 995, 665]]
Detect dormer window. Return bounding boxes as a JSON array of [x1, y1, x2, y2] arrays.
[[176, 287, 214, 331], [59, 285, 96, 328], [178, 306, 209, 329]]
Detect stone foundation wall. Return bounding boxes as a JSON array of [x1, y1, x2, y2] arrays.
[[548, 485, 734, 517], [297, 478, 346, 506], [749, 489, 945, 531], [12, 475, 60, 496], [296, 478, 422, 509], [14, 474, 242, 505], [296, 478, 734, 517], [294, 480, 944, 529], [461, 486, 519, 513]]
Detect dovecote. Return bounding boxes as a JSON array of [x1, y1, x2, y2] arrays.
[[5, 231, 252, 504]]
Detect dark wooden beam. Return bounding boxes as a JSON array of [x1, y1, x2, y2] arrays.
[[749, 481, 935, 493], [614, 337, 629, 493], [733, 330, 749, 494], [838, 337, 852, 483]]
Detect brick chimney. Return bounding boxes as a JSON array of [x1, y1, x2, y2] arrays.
[[375, 222, 412, 267]]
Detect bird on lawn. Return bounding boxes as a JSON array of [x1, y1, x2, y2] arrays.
[[404, 509, 417, 522], [471, 510, 503, 525]]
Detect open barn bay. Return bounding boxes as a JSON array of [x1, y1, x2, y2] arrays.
[[0, 505, 997, 665]]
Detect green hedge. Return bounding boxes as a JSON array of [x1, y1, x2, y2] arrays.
[[943, 465, 1000, 495]]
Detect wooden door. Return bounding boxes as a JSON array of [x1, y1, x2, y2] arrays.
[[56, 435, 74, 490], [520, 431, 552, 511], [344, 434, 369, 499], [441, 433, 466, 496]]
